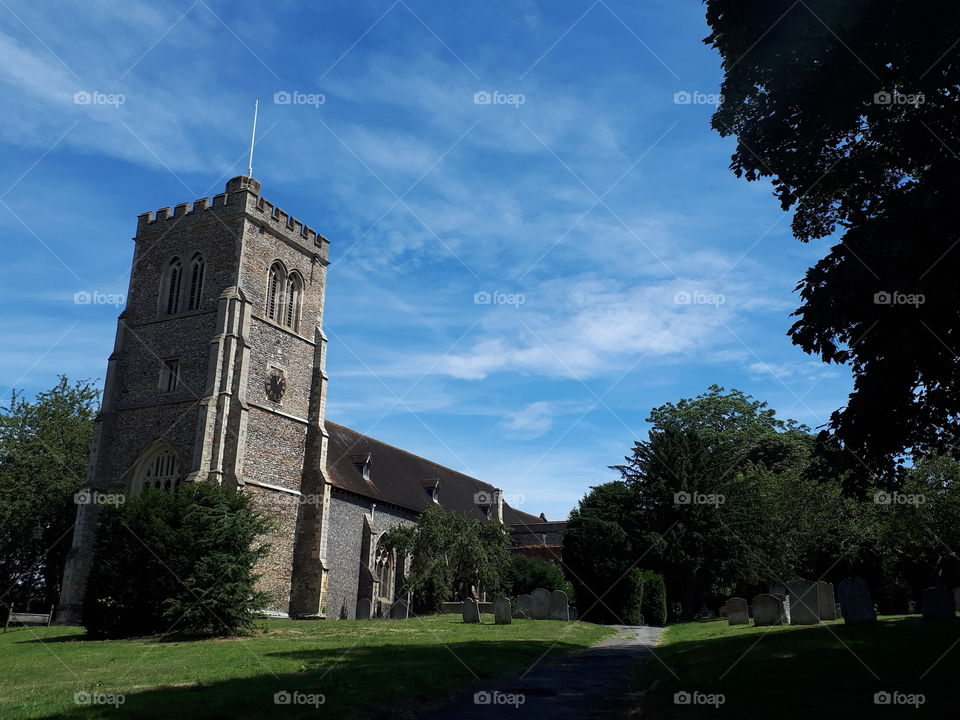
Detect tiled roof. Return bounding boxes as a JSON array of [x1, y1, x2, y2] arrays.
[[324, 421, 546, 526]]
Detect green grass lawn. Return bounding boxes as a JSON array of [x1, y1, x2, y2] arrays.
[[630, 615, 960, 719], [0, 616, 613, 719]]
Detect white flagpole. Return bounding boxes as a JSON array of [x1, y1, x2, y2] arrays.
[[247, 98, 259, 178]]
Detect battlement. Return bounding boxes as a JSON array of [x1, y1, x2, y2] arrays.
[[136, 176, 330, 259]]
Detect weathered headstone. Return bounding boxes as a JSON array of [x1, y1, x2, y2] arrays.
[[771, 594, 791, 624], [390, 599, 409, 619], [921, 587, 956, 621], [517, 594, 532, 618], [768, 583, 788, 597], [531, 588, 551, 620], [462, 597, 480, 624], [816, 581, 837, 621], [357, 598, 371, 620], [726, 597, 749, 625], [549, 590, 570, 620], [752, 594, 786, 626], [493, 596, 512, 625], [836, 577, 877, 624], [569, 606, 578, 621], [786, 580, 820, 625]]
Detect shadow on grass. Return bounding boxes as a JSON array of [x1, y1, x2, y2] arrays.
[[631, 616, 960, 720], [26, 639, 590, 720]]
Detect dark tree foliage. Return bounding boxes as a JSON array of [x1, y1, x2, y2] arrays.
[[83, 483, 274, 638], [0, 378, 99, 617], [639, 571, 668, 626], [504, 553, 572, 600], [569, 387, 831, 618], [705, 1, 960, 486]]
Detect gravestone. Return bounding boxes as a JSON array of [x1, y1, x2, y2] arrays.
[[769, 593, 790, 622], [357, 598, 371, 620], [921, 587, 956, 621], [390, 599, 409, 619], [786, 580, 820, 625], [549, 590, 570, 620], [816, 581, 837, 621], [752, 594, 786, 626], [836, 577, 877, 624], [462, 597, 480, 624], [719, 602, 728, 617], [493, 596, 512, 625], [569, 606, 578, 621], [531, 588, 551, 620], [726, 597, 749, 625], [517, 594, 532, 618], [769, 583, 788, 596]]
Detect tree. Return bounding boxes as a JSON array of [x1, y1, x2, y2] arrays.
[[381, 506, 511, 614], [83, 483, 274, 638], [569, 387, 833, 618], [705, 2, 960, 483], [504, 553, 572, 599], [0, 377, 99, 616]]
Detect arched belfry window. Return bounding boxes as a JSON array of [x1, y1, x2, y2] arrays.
[[162, 258, 183, 315], [265, 262, 304, 332], [285, 272, 302, 330], [132, 442, 181, 494], [186, 253, 205, 311], [267, 262, 285, 322]]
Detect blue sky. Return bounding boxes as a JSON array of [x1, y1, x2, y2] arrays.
[[0, 0, 851, 520]]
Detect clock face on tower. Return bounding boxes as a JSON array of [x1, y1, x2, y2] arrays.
[[265, 368, 287, 402]]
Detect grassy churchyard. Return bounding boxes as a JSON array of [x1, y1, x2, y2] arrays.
[[629, 615, 960, 719], [0, 616, 613, 719]]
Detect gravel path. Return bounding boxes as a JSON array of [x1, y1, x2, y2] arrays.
[[421, 625, 663, 719]]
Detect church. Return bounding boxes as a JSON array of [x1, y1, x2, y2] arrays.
[[56, 175, 561, 623]]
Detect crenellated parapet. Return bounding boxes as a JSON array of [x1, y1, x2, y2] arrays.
[[135, 176, 330, 261]]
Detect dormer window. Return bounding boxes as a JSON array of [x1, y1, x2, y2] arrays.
[[419, 478, 440, 503], [350, 453, 372, 482]]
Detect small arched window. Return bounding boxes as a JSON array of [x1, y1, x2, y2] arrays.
[[267, 262, 285, 321], [186, 254, 205, 311], [285, 273, 302, 330], [132, 443, 181, 494], [162, 258, 183, 315]]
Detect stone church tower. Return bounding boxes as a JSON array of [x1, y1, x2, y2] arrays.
[[57, 176, 333, 623]]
